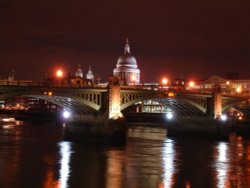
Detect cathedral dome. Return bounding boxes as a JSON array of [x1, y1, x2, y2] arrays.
[[117, 55, 138, 69], [116, 38, 138, 69], [113, 38, 140, 84]]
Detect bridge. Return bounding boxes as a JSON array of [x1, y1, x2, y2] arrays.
[[0, 78, 249, 121]]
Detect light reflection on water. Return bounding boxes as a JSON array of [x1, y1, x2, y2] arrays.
[[215, 142, 229, 188], [162, 139, 175, 188], [106, 150, 124, 188], [58, 142, 72, 188], [2, 121, 250, 187]]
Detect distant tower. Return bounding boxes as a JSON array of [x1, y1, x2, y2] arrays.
[[86, 66, 94, 81], [113, 38, 140, 85], [8, 70, 15, 81], [75, 64, 83, 78]]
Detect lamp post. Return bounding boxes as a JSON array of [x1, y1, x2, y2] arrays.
[[56, 69, 63, 86], [162, 78, 168, 85], [236, 86, 242, 95], [226, 81, 230, 94], [161, 78, 168, 90], [188, 81, 195, 90]]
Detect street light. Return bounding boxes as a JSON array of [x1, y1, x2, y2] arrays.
[[62, 110, 71, 119], [166, 111, 173, 120], [220, 114, 227, 121], [162, 78, 168, 85], [226, 81, 231, 94], [56, 69, 63, 78], [236, 87, 242, 94], [56, 69, 63, 86], [189, 81, 195, 88]]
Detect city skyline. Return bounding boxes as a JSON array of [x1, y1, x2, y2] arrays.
[[0, 0, 249, 82]]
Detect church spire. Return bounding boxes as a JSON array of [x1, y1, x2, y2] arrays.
[[124, 37, 130, 54]]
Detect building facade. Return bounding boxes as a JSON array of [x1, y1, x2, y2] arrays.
[[194, 76, 250, 95]]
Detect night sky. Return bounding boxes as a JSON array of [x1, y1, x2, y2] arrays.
[[0, 0, 249, 82]]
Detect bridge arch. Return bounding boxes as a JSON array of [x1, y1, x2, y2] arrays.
[[0, 86, 102, 114], [220, 98, 250, 117], [26, 95, 99, 114], [121, 96, 207, 116]]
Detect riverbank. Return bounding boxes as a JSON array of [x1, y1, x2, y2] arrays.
[[0, 110, 61, 122]]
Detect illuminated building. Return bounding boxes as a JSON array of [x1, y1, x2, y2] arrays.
[[86, 66, 94, 82], [113, 38, 140, 85], [201, 76, 250, 95], [75, 64, 83, 78], [71, 65, 93, 86]]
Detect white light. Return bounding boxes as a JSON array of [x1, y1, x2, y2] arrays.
[[220, 114, 227, 121], [2, 117, 16, 122], [216, 142, 229, 188], [63, 110, 71, 119], [166, 112, 173, 120], [162, 139, 174, 187], [59, 142, 72, 188]]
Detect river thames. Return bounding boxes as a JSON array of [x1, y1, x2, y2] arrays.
[[1, 118, 250, 188]]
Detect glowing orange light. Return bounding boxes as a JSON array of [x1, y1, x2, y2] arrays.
[[162, 78, 168, 85], [56, 70, 63, 78], [48, 91, 53, 96], [168, 92, 175, 97], [226, 81, 230, 85], [189, 81, 195, 88], [131, 75, 136, 81], [236, 87, 241, 93]]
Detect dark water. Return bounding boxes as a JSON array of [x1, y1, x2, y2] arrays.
[[1, 119, 250, 188]]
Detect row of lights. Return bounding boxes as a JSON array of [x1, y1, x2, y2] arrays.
[[62, 110, 243, 122], [161, 77, 195, 88], [56, 70, 243, 94], [165, 112, 240, 122], [161, 78, 243, 93]]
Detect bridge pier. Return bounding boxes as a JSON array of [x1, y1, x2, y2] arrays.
[[212, 85, 222, 119], [107, 77, 123, 119], [63, 77, 125, 144]]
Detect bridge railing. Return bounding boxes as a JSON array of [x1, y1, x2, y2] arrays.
[[1, 80, 249, 98], [0, 80, 110, 90], [0, 80, 42, 86]]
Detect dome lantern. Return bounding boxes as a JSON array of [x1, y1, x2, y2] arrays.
[[124, 37, 130, 54]]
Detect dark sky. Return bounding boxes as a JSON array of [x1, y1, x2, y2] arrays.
[[0, 0, 249, 82]]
